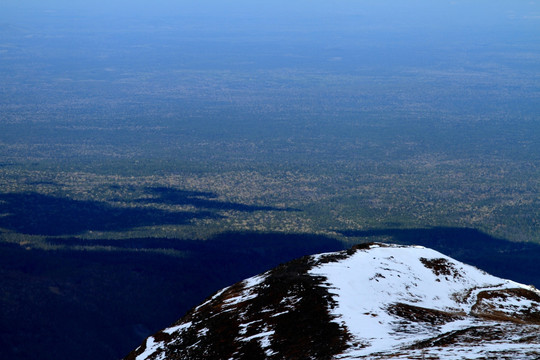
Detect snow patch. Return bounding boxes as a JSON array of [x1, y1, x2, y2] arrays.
[[163, 321, 192, 335], [223, 274, 268, 307], [194, 287, 228, 312], [309, 244, 533, 357], [135, 336, 165, 360]]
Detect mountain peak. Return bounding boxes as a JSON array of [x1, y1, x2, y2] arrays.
[[125, 243, 540, 359]]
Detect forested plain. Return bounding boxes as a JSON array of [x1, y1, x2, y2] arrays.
[[1, 2, 539, 359]]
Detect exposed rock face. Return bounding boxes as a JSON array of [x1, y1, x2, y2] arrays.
[[125, 243, 540, 359]]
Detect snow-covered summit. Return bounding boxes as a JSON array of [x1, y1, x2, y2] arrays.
[[125, 243, 540, 360]]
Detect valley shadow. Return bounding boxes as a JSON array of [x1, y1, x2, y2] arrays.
[[2, 232, 345, 360], [0, 189, 298, 236], [135, 187, 298, 212], [339, 227, 540, 287], [0, 192, 219, 236], [47, 231, 345, 259]]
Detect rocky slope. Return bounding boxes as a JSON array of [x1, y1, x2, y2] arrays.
[[124, 243, 540, 359]]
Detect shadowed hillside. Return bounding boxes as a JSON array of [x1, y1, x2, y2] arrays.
[[0, 232, 345, 360]]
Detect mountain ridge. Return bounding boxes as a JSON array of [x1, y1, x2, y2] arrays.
[[125, 243, 540, 359]]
